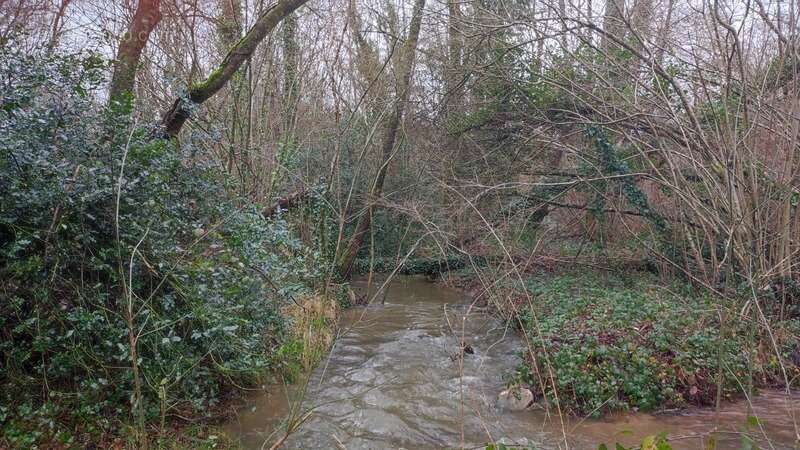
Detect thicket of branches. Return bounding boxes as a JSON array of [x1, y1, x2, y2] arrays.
[[19, 0, 789, 293], [1, 0, 799, 445]]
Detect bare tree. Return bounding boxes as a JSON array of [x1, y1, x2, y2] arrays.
[[337, 0, 427, 279]]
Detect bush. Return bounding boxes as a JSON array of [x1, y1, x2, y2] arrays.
[[0, 48, 321, 445], [512, 271, 798, 416]]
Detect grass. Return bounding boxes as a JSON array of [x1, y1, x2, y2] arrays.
[[278, 293, 339, 379]]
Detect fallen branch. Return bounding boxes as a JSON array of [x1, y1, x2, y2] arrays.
[[262, 191, 309, 218]]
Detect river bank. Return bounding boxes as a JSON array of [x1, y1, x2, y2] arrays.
[[225, 275, 800, 449], [443, 266, 800, 417]]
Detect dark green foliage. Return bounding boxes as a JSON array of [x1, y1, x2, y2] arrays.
[[586, 126, 667, 233], [0, 49, 320, 445], [451, 50, 565, 139], [354, 210, 420, 259], [513, 271, 797, 416]]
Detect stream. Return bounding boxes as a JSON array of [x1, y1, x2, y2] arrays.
[[226, 276, 800, 449]]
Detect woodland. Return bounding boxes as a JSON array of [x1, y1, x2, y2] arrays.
[[1, 0, 799, 447]]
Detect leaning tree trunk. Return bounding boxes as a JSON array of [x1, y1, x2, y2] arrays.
[[337, 0, 426, 279], [215, 0, 245, 173], [159, 0, 311, 138], [108, 0, 162, 105]]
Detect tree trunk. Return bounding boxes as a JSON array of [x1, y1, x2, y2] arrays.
[[215, 0, 244, 174], [347, 0, 389, 117], [601, 0, 625, 52], [444, 0, 463, 129], [559, 0, 568, 49], [282, 13, 299, 134], [217, 0, 242, 49], [108, 0, 162, 105], [337, 0, 426, 279], [47, 0, 72, 53], [159, 0, 310, 138], [267, 13, 301, 202]]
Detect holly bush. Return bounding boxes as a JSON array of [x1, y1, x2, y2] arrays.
[[0, 48, 321, 445]]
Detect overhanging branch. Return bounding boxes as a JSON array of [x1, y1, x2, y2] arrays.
[[158, 0, 311, 138]]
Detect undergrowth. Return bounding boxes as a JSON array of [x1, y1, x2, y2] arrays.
[[505, 270, 799, 417], [0, 48, 334, 447]]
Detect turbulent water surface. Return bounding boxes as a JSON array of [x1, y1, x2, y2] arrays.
[[227, 276, 799, 449]]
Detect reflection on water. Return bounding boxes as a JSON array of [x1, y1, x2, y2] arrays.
[[226, 276, 800, 449]]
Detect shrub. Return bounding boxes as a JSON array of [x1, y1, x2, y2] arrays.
[[0, 48, 321, 445]]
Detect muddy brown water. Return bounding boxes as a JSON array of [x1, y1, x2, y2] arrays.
[[226, 276, 800, 449]]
